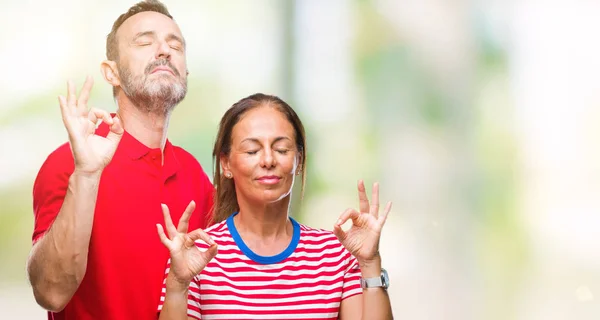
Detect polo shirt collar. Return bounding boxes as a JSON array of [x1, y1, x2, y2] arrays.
[[96, 118, 181, 178], [162, 139, 180, 180], [121, 130, 151, 160]]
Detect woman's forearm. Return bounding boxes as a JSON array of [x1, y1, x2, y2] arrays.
[[359, 256, 393, 320], [159, 274, 190, 320]]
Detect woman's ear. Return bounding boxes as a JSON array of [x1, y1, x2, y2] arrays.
[[100, 60, 121, 87], [220, 154, 231, 178], [295, 152, 303, 175]]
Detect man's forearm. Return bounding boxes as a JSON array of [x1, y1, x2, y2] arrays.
[[27, 170, 102, 312]]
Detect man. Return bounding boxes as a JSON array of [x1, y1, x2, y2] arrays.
[[26, 1, 214, 319]]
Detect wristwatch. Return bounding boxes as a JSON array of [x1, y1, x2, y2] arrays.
[[360, 268, 389, 289]]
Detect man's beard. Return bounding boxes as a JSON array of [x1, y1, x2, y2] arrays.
[[118, 59, 187, 115]]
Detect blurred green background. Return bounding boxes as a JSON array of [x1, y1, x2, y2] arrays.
[[1, 1, 600, 319]]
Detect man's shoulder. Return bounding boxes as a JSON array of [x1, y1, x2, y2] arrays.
[[41, 124, 109, 169], [171, 145, 210, 171], [33, 141, 75, 196], [40, 141, 74, 171], [171, 144, 197, 160]]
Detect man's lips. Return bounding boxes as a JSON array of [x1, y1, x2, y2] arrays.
[[151, 66, 175, 75]]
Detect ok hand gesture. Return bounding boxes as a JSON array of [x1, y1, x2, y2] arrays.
[[157, 201, 218, 285], [333, 181, 392, 264], [59, 76, 123, 174]]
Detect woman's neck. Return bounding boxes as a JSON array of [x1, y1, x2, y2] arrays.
[[234, 197, 294, 256]]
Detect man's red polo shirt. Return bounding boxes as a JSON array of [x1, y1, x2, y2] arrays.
[[32, 122, 214, 320]]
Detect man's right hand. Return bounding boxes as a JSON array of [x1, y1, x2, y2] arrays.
[[58, 76, 124, 174]]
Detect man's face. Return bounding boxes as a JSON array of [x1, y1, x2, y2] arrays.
[[115, 11, 188, 114]]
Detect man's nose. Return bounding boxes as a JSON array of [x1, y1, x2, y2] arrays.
[[156, 40, 172, 60]]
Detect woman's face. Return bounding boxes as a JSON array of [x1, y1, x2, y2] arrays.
[[222, 105, 301, 207]]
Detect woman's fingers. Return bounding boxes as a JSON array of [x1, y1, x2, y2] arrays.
[[187, 228, 218, 262], [336, 208, 361, 227], [333, 223, 347, 242], [156, 224, 171, 249], [379, 201, 392, 226], [334, 208, 361, 242], [177, 201, 196, 234], [205, 243, 218, 260], [187, 228, 216, 246], [357, 180, 369, 213], [370, 182, 380, 218], [161, 204, 178, 239]]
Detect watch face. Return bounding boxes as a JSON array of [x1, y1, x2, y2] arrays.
[[382, 268, 390, 289]]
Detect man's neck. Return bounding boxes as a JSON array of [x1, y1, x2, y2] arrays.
[[116, 97, 171, 150]]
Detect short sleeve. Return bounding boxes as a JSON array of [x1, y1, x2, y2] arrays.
[[341, 250, 363, 300], [32, 143, 74, 244]]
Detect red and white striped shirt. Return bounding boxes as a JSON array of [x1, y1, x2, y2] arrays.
[[158, 213, 362, 319]]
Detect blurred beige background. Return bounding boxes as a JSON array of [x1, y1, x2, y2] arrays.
[[1, 0, 600, 319]]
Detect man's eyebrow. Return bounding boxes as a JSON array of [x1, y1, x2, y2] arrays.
[[166, 33, 186, 48], [132, 31, 155, 41]]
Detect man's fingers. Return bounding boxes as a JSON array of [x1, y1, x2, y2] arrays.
[[77, 76, 94, 107], [357, 180, 370, 213], [88, 108, 113, 126], [177, 200, 196, 234], [67, 80, 77, 108], [370, 182, 380, 218], [106, 117, 124, 144], [58, 96, 73, 127], [58, 95, 68, 115], [161, 204, 178, 239]]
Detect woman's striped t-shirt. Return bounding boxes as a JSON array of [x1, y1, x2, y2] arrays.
[[158, 213, 362, 319]]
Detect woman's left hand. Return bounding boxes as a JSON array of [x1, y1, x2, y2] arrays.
[[333, 180, 392, 264]]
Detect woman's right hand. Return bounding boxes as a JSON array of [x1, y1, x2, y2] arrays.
[[157, 201, 218, 286]]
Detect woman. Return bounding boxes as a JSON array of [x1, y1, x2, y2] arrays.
[[156, 93, 393, 319]]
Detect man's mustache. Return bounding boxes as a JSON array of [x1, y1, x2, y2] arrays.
[[145, 59, 181, 77]]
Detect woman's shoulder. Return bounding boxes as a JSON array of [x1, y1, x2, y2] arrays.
[[204, 219, 228, 234], [296, 222, 341, 244]]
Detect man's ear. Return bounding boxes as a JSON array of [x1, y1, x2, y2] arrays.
[[100, 60, 121, 87]]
